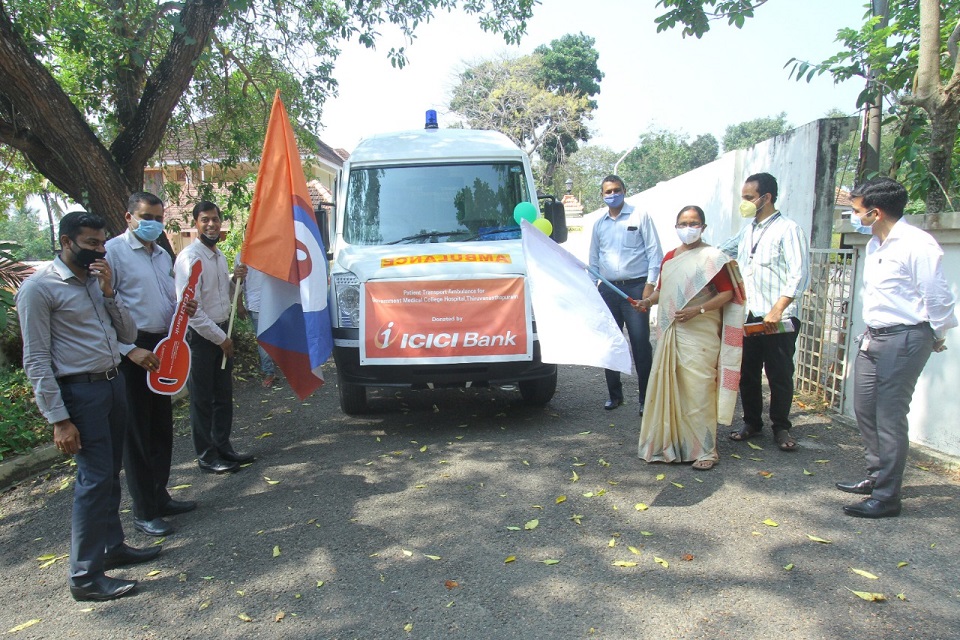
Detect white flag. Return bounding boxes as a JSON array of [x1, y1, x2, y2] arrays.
[[521, 220, 632, 374]]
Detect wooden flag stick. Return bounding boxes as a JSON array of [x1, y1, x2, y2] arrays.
[[221, 275, 243, 370]]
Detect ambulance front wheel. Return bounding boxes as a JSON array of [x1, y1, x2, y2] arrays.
[[339, 379, 368, 415], [518, 370, 557, 406]]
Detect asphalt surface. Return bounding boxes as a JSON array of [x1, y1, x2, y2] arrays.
[[2, 363, 959, 639]]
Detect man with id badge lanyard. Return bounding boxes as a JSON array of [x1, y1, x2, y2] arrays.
[[720, 172, 809, 452], [836, 177, 956, 518]]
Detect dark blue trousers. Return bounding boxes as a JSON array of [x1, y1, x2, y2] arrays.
[[186, 328, 234, 463], [740, 314, 800, 433], [60, 375, 127, 585], [600, 279, 653, 403]]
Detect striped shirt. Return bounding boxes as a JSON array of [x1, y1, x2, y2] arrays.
[[720, 211, 809, 319]]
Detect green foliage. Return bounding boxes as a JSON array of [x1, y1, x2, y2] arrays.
[[0, 366, 48, 461], [654, 0, 772, 39], [0, 240, 33, 341], [618, 128, 721, 194], [0, 206, 54, 261], [543, 145, 620, 212], [722, 113, 790, 151]]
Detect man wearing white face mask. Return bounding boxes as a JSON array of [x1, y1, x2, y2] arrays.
[[720, 172, 809, 452], [107, 192, 199, 536], [589, 175, 663, 414], [837, 177, 955, 518]]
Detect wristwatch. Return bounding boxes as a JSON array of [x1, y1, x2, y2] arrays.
[[699, 306, 705, 314]]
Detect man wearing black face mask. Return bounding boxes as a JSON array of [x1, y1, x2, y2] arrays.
[[17, 211, 160, 601], [174, 201, 253, 474]]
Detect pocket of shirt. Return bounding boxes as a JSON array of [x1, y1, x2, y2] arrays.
[[623, 227, 642, 249]]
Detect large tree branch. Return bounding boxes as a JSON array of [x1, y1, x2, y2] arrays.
[[110, 0, 231, 185]]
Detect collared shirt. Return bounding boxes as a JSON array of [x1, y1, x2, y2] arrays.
[[174, 239, 232, 344], [862, 218, 957, 339], [106, 230, 177, 351], [234, 252, 267, 313], [16, 256, 137, 423], [720, 210, 810, 319], [589, 203, 663, 283]]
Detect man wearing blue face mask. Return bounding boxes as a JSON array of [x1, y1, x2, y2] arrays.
[[106, 192, 199, 537], [837, 177, 956, 518], [589, 175, 663, 414]]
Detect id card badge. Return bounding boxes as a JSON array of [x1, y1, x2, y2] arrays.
[[859, 333, 871, 352]]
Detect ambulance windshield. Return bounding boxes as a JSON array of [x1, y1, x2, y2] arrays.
[[343, 162, 530, 245]]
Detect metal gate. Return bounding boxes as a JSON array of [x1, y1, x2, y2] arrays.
[[795, 249, 857, 410]]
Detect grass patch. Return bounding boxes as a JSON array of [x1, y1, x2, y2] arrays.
[[0, 366, 48, 460]]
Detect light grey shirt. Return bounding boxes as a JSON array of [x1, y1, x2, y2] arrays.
[[16, 256, 136, 423], [106, 230, 177, 351], [589, 203, 663, 283], [720, 211, 810, 319], [174, 239, 232, 345]]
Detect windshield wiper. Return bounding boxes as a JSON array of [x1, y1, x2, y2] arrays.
[[386, 230, 470, 245]]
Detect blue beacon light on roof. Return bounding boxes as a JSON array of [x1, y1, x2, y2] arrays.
[[424, 110, 439, 130]]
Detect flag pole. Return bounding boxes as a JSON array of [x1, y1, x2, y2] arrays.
[[584, 265, 645, 310], [221, 277, 243, 370]]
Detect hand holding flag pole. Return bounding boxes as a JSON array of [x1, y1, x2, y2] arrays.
[[221, 274, 243, 369], [584, 266, 648, 313]]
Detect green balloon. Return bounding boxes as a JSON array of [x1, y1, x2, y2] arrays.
[[513, 202, 538, 225]]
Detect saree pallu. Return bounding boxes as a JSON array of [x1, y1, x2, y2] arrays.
[[638, 246, 745, 462]]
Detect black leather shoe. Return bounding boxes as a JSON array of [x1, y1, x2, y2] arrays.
[[836, 478, 876, 495], [843, 498, 902, 519], [159, 499, 197, 516], [638, 402, 645, 417], [198, 458, 240, 474], [220, 449, 255, 464], [103, 543, 162, 570], [604, 399, 623, 410], [70, 575, 137, 601], [134, 517, 173, 537]]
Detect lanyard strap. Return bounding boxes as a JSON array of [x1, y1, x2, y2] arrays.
[[749, 212, 781, 257]]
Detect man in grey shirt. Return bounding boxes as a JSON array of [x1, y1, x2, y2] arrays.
[[17, 211, 161, 601]]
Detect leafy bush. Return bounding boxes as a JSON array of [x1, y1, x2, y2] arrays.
[[0, 366, 48, 460]]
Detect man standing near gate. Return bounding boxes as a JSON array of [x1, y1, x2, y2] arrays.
[[722, 172, 810, 452], [589, 175, 663, 414], [837, 177, 956, 518]]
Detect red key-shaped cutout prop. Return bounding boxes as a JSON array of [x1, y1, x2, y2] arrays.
[[148, 260, 202, 395]]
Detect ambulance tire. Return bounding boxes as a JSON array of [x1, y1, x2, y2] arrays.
[[518, 371, 557, 406], [338, 380, 368, 415]]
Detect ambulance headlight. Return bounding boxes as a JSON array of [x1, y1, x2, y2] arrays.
[[334, 273, 361, 328]]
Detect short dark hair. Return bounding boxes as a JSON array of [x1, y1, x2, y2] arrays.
[[849, 177, 908, 220], [192, 200, 221, 221], [745, 172, 778, 204], [59, 211, 106, 244], [600, 175, 626, 192], [128, 191, 163, 211], [677, 205, 706, 225]]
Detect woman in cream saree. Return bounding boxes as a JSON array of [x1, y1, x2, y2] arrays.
[[636, 206, 746, 470]]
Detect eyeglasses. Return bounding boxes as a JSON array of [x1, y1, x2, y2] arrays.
[[675, 223, 704, 229]]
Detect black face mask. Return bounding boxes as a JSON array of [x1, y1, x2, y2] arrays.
[[199, 233, 220, 248], [70, 243, 106, 269]]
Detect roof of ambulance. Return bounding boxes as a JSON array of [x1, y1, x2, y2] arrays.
[[346, 128, 525, 165]]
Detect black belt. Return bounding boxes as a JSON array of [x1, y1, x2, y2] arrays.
[[58, 367, 120, 385], [137, 330, 166, 340], [610, 277, 645, 285], [868, 322, 928, 336]]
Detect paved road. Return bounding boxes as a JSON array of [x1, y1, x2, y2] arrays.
[[2, 364, 959, 639]]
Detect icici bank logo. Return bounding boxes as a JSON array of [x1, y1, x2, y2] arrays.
[[375, 322, 396, 349]]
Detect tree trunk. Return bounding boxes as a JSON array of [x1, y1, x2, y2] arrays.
[[926, 103, 960, 212]]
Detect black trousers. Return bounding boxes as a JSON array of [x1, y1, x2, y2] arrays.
[[60, 375, 127, 585], [740, 314, 799, 433], [600, 278, 653, 403], [186, 327, 234, 463], [119, 332, 174, 520]]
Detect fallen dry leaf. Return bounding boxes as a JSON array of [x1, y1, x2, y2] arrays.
[[851, 568, 879, 580], [275, 611, 285, 622], [444, 580, 459, 589], [681, 554, 694, 561], [897, 562, 909, 568], [404, 622, 414, 632], [612, 560, 638, 567], [806, 534, 832, 544], [556, 495, 567, 504], [654, 557, 669, 568], [272, 545, 281, 557], [542, 559, 560, 565], [238, 613, 254, 622], [763, 518, 779, 527], [747, 441, 763, 451], [524, 519, 539, 531], [504, 555, 516, 563], [628, 546, 642, 556], [803, 469, 814, 476], [634, 503, 649, 511], [848, 588, 886, 602], [758, 471, 774, 478], [7, 619, 41, 633], [784, 563, 795, 571]]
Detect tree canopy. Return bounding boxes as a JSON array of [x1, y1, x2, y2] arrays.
[[449, 33, 602, 187], [0, 0, 536, 231], [722, 113, 790, 151], [618, 128, 720, 194]]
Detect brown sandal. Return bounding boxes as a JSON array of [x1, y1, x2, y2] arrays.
[[729, 426, 761, 441], [775, 430, 797, 451], [692, 459, 715, 471]]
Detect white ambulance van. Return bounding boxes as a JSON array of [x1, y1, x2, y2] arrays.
[[327, 115, 567, 414]]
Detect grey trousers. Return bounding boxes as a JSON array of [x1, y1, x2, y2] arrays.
[[853, 325, 933, 502]]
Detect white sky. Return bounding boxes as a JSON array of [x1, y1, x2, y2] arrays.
[[319, 0, 869, 154]]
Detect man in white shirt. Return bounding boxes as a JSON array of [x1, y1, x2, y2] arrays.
[[837, 177, 956, 518], [174, 201, 254, 474], [235, 251, 277, 388], [721, 172, 810, 452], [106, 192, 198, 537]]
